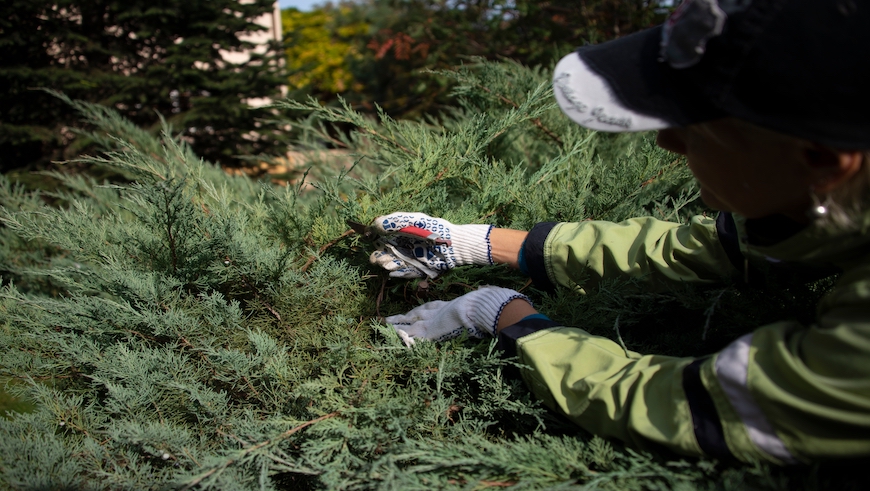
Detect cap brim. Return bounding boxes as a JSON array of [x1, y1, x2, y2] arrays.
[[554, 26, 723, 133], [553, 52, 670, 132]]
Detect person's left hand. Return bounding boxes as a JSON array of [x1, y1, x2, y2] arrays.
[[385, 286, 530, 346]]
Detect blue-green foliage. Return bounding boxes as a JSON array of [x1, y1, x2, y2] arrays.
[[0, 61, 851, 489]]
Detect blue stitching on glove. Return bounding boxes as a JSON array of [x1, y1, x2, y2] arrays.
[[485, 225, 494, 265]]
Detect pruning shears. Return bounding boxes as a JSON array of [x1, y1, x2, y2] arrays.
[[346, 220, 452, 246]]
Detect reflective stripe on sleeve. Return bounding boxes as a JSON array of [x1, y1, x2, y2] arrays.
[[714, 333, 797, 463]]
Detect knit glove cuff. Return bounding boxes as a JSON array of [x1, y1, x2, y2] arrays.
[[386, 286, 531, 346], [450, 224, 493, 266]]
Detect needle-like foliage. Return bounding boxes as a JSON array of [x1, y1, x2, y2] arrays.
[[0, 59, 859, 490]]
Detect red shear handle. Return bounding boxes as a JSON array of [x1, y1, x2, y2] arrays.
[[396, 226, 452, 246]]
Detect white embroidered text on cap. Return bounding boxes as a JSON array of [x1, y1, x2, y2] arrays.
[[552, 54, 669, 132]]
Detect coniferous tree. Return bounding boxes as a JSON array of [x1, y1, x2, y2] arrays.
[[0, 0, 286, 171], [0, 60, 856, 489]]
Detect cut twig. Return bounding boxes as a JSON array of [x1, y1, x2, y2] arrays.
[[517, 278, 534, 293]]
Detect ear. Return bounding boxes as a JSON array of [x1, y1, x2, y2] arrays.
[[804, 144, 864, 194]]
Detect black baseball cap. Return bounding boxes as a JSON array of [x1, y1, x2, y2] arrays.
[[553, 0, 870, 149]]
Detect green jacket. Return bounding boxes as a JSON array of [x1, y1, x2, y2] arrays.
[[497, 212, 870, 464]]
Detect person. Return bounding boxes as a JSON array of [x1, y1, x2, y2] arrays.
[[369, 0, 870, 465]]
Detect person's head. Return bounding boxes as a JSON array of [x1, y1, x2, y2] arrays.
[[553, 0, 869, 227], [656, 118, 867, 226]]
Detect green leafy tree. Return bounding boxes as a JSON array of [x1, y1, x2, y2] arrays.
[[282, 6, 369, 98], [0, 0, 287, 170], [282, 1, 670, 119], [0, 59, 858, 489]]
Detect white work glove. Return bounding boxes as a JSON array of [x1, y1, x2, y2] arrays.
[[369, 212, 493, 278], [386, 286, 530, 346]]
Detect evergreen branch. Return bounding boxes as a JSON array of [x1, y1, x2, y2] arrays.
[[376, 276, 387, 319], [448, 479, 517, 487], [279, 97, 417, 156], [415, 166, 453, 191], [432, 167, 449, 184], [13, 374, 75, 381], [216, 428, 314, 474], [183, 447, 202, 468], [300, 229, 355, 273], [159, 183, 180, 275], [702, 290, 727, 341], [178, 336, 221, 387], [443, 282, 476, 292], [640, 167, 668, 188], [180, 411, 340, 490], [236, 269, 282, 322], [126, 329, 160, 342], [241, 376, 262, 399], [613, 315, 631, 358], [473, 84, 563, 146], [585, 157, 685, 221], [362, 128, 416, 156]]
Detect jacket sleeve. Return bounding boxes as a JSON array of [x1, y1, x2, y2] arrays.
[[521, 215, 738, 293], [497, 274, 870, 464]]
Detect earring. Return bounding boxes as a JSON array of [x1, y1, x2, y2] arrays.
[[810, 188, 829, 218]]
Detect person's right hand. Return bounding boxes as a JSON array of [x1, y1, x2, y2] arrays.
[[368, 212, 493, 278]]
